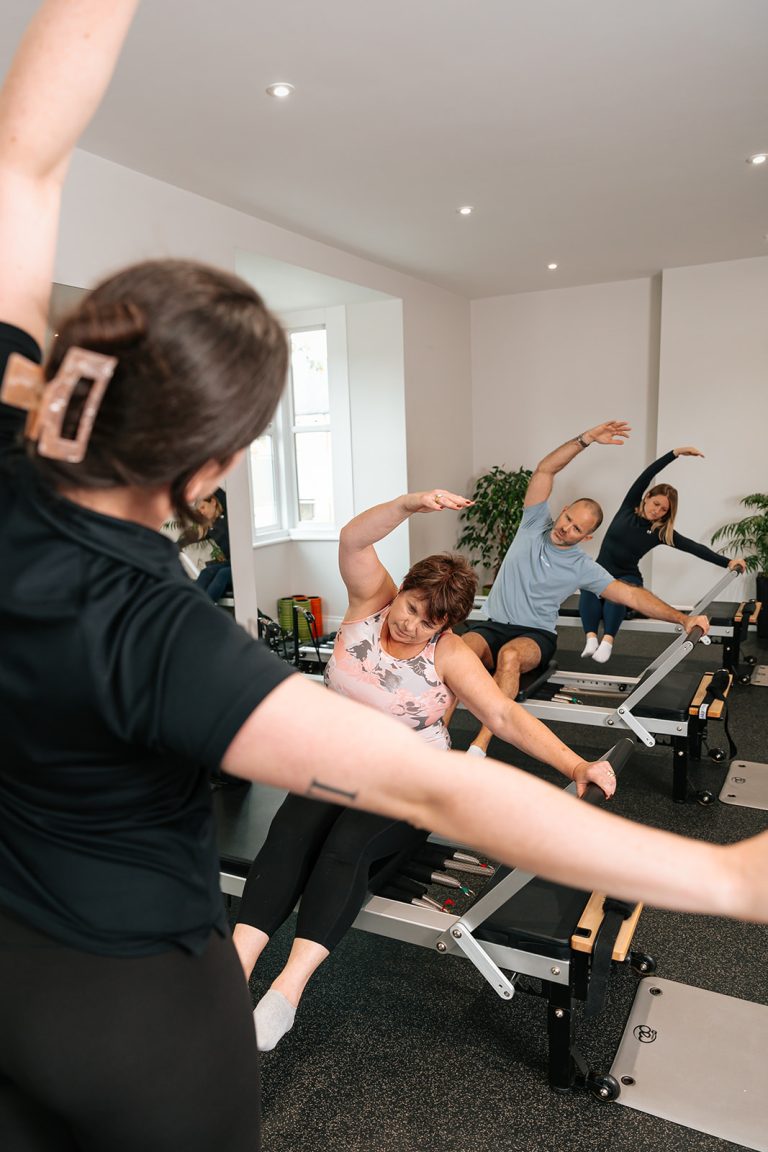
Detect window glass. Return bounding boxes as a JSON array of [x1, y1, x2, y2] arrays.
[[290, 329, 329, 427], [250, 433, 279, 530], [294, 430, 333, 524]]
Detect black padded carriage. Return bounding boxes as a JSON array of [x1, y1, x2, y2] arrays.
[[216, 742, 646, 1099]]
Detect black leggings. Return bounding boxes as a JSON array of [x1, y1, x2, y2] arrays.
[[0, 909, 261, 1152], [237, 795, 429, 951]]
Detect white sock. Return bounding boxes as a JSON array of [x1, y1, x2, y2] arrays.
[[581, 635, 599, 658], [592, 639, 613, 663], [466, 745, 486, 758], [253, 988, 296, 1052]]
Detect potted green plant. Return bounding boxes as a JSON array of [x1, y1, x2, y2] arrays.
[[711, 494, 768, 638], [457, 464, 532, 591]]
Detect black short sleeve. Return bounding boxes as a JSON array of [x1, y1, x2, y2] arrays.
[[98, 581, 295, 767]]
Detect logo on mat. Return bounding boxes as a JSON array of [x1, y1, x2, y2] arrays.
[[633, 1025, 657, 1044], [731, 776, 746, 784]]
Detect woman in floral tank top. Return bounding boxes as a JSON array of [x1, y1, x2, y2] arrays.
[[234, 490, 620, 1051]]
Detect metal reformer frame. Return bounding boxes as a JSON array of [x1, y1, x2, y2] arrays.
[[219, 742, 640, 1093], [465, 570, 740, 801]]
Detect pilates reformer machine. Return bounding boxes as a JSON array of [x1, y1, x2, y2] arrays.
[[217, 738, 650, 1101], [504, 623, 738, 804], [265, 582, 738, 805], [473, 568, 760, 684]]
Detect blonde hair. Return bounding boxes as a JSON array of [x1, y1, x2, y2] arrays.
[[637, 483, 678, 546]]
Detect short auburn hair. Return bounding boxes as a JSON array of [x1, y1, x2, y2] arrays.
[[400, 552, 478, 629]]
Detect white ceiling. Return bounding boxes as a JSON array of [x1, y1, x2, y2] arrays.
[[3, 0, 768, 299]]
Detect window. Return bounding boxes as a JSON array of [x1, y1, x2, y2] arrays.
[[289, 327, 333, 527], [249, 309, 352, 543]]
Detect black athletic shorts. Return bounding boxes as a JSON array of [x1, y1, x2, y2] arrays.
[[462, 619, 557, 669]]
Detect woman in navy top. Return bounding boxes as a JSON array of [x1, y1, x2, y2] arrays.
[[579, 448, 745, 662]]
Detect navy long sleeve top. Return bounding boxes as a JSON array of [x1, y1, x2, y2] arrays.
[[596, 451, 729, 583]]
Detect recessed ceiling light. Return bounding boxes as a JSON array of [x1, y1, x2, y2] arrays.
[[747, 152, 767, 165], [547, 263, 558, 270], [266, 82, 294, 99], [457, 205, 473, 216]]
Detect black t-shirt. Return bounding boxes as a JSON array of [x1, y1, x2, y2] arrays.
[[0, 322, 294, 956]]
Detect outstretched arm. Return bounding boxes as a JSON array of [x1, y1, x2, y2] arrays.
[[621, 446, 705, 511], [221, 673, 765, 923], [671, 531, 746, 572], [0, 0, 140, 342], [524, 420, 631, 507], [438, 635, 616, 797], [602, 580, 710, 635], [338, 489, 471, 615]]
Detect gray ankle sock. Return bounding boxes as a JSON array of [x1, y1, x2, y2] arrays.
[[253, 988, 296, 1052]]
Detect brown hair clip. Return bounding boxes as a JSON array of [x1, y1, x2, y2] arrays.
[[0, 347, 117, 463]]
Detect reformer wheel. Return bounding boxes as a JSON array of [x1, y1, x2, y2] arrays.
[[587, 1072, 621, 1102], [629, 951, 657, 976], [696, 789, 716, 806], [708, 748, 727, 763], [745, 655, 757, 666]]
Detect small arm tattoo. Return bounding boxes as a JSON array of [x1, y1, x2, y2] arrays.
[[307, 778, 358, 802]]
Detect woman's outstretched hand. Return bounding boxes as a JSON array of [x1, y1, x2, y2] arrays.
[[673, 446, 705, 457], [573, 759, 617, 799], [409, 489, 473, 514]]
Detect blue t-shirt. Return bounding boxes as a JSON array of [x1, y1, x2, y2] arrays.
[[485, 502, 613, 635]]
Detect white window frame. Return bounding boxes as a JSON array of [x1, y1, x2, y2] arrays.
[[249, 306, 353, 545]]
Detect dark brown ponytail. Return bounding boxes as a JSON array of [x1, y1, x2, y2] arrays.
[[32, 259, 288, 522]]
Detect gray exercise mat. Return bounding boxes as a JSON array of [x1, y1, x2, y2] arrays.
[[611, 978, 768, 1150], [751, 664, 768, 686], [719, 760, 768, 811]]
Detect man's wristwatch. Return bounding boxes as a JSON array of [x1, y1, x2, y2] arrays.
[[575, 433, 590, 449]]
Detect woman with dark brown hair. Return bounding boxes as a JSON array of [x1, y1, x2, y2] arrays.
[[2, 5, 768, 1150], [233, 489, 621, 1053], [579, 448, 746, 663]]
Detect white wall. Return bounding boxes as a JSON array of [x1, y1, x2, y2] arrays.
[[470, 261, 767, 606], [470, 277, 661, 574], [402, 290, 473, 562], [654, 255, 768, 604], [56, 149, 473, 629]]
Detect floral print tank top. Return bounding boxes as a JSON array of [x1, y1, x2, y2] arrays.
[[324, 604, 454, 749]]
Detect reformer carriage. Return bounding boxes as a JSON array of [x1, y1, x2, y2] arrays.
[[217, 740, 651, 1100], [217, 571, 756, 1097]]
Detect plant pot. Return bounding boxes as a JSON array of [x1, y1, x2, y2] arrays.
[[756, 573, 768, 639]]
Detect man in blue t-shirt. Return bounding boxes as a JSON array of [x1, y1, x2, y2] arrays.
[[460, 420, 710, 757]]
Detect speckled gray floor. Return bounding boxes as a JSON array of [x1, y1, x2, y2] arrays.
[[228, 627, 768, 1152]]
